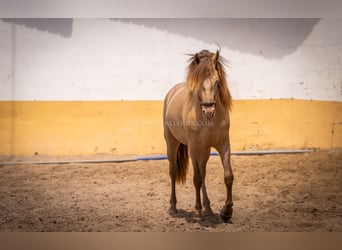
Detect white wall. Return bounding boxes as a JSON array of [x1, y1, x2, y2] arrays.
[[0, 18, 341, 101]]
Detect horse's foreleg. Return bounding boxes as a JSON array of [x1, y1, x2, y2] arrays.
[[217, 140, 234, 222], [190, 147, 211, 218], [193, 163, 202, 218]]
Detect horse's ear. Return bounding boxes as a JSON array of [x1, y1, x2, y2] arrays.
[[193, 53, 200, 65], [213, 50, 220, 70], [213, 50, 220, 63]]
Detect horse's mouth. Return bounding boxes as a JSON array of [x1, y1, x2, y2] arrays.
[[201, 104, 216, 121]]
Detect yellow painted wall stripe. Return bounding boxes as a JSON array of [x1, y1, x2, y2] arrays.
[[0, 99, 341, 156]]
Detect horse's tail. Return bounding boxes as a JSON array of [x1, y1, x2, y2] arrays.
[[176, 143, 189, 184]]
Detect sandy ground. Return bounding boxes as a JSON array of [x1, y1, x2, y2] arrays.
[[0, 149, 341, 232]]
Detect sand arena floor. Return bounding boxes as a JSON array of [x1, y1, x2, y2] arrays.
[[0, 149, 341, 232]]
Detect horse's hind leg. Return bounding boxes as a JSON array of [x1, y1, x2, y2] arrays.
[[202, 182, 214, 215], [168, 158, 178, 213], [165, 130, 180, 213]]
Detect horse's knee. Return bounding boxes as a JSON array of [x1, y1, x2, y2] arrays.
[[224, 172, 234, 186], [193, 178, 202, 188]]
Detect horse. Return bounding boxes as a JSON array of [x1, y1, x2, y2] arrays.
[[163, 49, 234, 222]]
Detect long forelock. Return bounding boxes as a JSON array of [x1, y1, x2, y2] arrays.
[[187, 59, 210, 92]]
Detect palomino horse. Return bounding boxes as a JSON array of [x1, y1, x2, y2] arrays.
[[163, 49, 234, 222]]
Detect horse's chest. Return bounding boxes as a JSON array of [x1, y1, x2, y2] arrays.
[[187, 119, 228, 143]]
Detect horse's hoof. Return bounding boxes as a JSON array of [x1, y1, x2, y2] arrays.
[[220, 211, 232, 223], [168, 205, 177, 214], [220, 207, 233, 223], [194, 209, 202, 218], [203, 207, 214, 216]]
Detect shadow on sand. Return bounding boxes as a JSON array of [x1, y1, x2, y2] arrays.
[[169, 209, 232, 228]]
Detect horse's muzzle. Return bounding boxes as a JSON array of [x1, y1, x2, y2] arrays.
[[201, 102, 216, 120]]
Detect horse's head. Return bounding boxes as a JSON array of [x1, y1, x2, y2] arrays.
[[187, 50, 224, 120]]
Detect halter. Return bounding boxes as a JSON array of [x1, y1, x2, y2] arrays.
[[200, 101, 216, 107]]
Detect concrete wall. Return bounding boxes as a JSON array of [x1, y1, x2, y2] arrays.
[[1, 18, 341, 101], [0, 18, 341, 156]]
